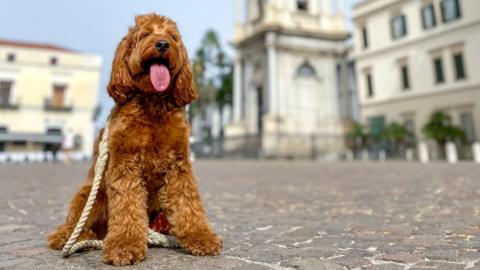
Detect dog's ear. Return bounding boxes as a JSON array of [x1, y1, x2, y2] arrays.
[[107, 37, 135, 104], [172, 46, 198, 107]]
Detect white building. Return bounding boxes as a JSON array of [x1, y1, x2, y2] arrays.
[[225, 0, 357, 159], [0, 39, 102, 158], [352, 0, 480, 153]]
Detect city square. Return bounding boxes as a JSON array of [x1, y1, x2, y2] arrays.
[[0, 0, 479, 269], [1, 160, 480, 269]]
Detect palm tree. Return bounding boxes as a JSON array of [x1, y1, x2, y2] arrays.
[[191, 30, 233, 151], [192, 30, 223, 123], [422, 111, 465, 158], [216, 64, 233, 137]]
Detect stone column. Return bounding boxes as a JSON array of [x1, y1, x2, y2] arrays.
[[234, 0, 242, 24], [266, 32, 277, 114], [418, 142, 429, 164], [379, 149, 386, 162], [233, 56, 243, 121], [406, 148, 414, 161], [446, 142, 458, 164], [473, 142, 480, 163], [320, 0, 331, 14], [337, 0, 345, 14]]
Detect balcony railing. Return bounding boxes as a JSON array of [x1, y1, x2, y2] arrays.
[[44, 98, 73, 112]]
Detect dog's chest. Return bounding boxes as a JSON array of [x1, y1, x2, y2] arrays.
[[143, 118, 189, 167], [110, 107, 189, 175]]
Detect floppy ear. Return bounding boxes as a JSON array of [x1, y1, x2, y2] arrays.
[[172, 46, 198, 107], [107, 37, 135, 104]]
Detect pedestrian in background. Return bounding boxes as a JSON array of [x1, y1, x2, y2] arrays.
[[62, 128, 75, 164]]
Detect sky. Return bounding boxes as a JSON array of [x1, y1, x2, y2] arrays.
[[0, 0, 359, 124]]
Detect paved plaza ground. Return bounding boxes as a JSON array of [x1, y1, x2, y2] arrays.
[[1, 160, 480, 269]]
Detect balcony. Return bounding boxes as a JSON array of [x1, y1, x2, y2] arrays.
[[44, 98, 73, 112]]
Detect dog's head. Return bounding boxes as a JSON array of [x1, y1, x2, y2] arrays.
[[108, 14, 197, 107]]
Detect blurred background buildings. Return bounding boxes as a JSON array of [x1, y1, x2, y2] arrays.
[[0, 40, 101, 161], [224, 0, 358, 159], [352, 0, 479, 160], [0, 0, 479, 163]]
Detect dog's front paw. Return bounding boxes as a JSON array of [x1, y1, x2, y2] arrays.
[[180, 231, 223, 256], [47, 225, 71, 250], [103, 241, 147, 266]]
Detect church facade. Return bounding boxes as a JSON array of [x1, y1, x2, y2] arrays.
[[225, 0, 357, 159]]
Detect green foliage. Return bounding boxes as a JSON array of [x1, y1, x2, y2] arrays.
[[192, 29, 232, 107], [190, 29, 233, 139], [346, 122, 370, 150], [382, 122, 412, 146], [216, 64, 233, 109], [422, 111, 465, 146]]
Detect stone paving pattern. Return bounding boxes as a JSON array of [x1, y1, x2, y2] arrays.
[[1, 161, 480, 269]]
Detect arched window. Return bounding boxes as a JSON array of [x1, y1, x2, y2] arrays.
[[297, 62, 317, 78], [297, 0, 308, 11]]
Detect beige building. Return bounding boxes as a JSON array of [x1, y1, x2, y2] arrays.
[[0, 39, 102, 158], [352, 0, 480, 149], [225, 0, 357, 159]]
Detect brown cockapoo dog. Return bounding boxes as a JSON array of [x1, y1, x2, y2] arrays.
[[47, 14, 223, 266]]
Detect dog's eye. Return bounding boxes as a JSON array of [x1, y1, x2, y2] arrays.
[[172, 35, 179, 42]]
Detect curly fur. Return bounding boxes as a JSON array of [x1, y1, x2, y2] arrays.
[[47, 14, 222, 266]]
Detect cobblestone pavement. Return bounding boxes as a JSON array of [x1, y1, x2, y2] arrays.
[[1, 161, 480, 269]]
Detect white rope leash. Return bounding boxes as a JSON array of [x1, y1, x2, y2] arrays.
[[61, 119, 178, 258]]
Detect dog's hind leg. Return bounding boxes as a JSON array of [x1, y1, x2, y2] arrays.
[[47, 180, 108, 250], [47, 130, 108, 250]]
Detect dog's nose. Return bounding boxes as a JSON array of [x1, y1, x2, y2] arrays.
[[155, 40, 170, 52]]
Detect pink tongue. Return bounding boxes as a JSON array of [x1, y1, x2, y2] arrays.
[[150, 63, 170, 92]]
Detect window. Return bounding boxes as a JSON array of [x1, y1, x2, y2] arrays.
[[460, 112, 476, 142], [7, 53, 15, 63], [0, 126, 6, 152], [391, 15, 407, 39], [366, 72, 374, 98], [297, 0, 308, 11], [297, 62, 317, 78], [433, 57, 445, 83], [0, 81, 13, 105], [51, 85, 66, 107], [421, 4, 437, 29], [400, 65, 410, 90], [362, 26, 369, 49], [453, 52, 466, 80], [47, 128, 62, 135], [441, 0, 461, 23], [50, 57, 58, 66], [13, 141, 26, 146]]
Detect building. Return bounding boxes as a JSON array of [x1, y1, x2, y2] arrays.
[[352, 0, 480, 154], [0, 39, 102, 158], [225, 0, 358, 159]]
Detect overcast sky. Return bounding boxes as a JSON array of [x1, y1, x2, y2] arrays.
[[0, 0, 359, 123]]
